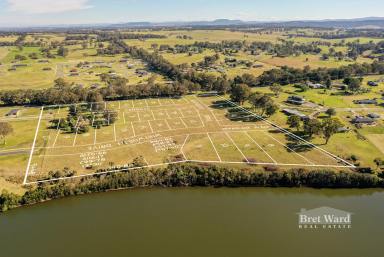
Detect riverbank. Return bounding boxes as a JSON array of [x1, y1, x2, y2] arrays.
[[1, 164, 383, 212]]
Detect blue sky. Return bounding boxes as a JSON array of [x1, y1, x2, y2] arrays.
[[0, 0, 383, 27]]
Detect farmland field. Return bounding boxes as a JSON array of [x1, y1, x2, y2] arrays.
[[21, 95, 352, 184]]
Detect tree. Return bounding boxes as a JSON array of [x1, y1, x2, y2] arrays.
[[287, 115, 301, 131], [230, 84, 251, 105], [322, 118, 342, 144], [303, 119, 322, 139], [0, 122, 13, 145], [343, 77, 361, 92], [270, 83, 282, 97], [325, 108, 336, 117], [265, 103, 278, 117], [58, 46, 69, 57], [248, 93, 275, 116], [325, 77, 332, 89], [132, 156, 146, 167]]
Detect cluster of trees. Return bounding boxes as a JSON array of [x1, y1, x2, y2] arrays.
[[287, 116, 342, 144], [257, 61, 384, 86], [302, 30, 384, 40], [229, 84, 278, 116], [1, 164, 383, 212], [346, 40, 384, 60]]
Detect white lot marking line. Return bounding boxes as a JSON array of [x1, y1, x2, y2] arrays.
[[122, 111, 126, 124], [131, 122, 136, 137], [165, 110, 172, 119], [52, 118, 62, 148], [157, 98, 161, 106], [217, 96, 355, 168], [244, 131, 277, 164], [144, 99, 149, 107], [132, 100, 135, 108], [148, 120, 154, 133], [179, 109, 186, 118], [57, 106, 61, 114], [193, 106, 205, 128], [180, 134, 190, 160], [137, 111, 141, 122], [225, 132, 249, 163], [142, 156, 150, 166], [207, 133, 222, 162], [113, 124, 117, 141], [164, 118, 172, 130], [23, 106, 44, 185], [170, 98, 176, 104], [104, 102, 107, 110], [118, 101, 121, 109], [179, 117, 188, 128], [91, 113, 95, 127], [72, 119, 80, 146], [94, 128, 97, 145], [264, 132, 314, 165], [150, 109, 156, 120]]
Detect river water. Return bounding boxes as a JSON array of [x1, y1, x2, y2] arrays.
[[1, 187, 383, 257]]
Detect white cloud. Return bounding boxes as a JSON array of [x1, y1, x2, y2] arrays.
[[7, 0, 92, 14]]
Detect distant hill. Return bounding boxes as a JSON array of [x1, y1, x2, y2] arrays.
[[2, 17, 384, 31], [108, 17, 384, 29], [252, 17, 384, 29]]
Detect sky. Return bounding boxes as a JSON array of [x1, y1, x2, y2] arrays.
[[0, 0, 383, 27]]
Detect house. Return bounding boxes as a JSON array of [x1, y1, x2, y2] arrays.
[[38, 59, 50, 63], [282, 109, 308, 120], [307, 82, 325, 89], [368, 113, 380, 119], [337, 127, 350, 133], [6, 109, 20, 117], [367, 81, 378, 87], [353, 99, 377, 105], [287, 95, 305, 105], [351, 116, 375, 125]]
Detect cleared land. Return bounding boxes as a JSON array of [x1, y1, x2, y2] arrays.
[[22, 95, 352, 184]]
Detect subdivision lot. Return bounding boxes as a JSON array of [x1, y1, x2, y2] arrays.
[[23, 95, 353, 184]]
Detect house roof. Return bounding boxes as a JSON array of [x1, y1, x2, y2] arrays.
[[352, 117, 375, 123]]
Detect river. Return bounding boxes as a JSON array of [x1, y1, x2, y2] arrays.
[[1, 187, 383, 257]]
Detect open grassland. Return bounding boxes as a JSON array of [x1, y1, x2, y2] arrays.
[[0, 35, 18, 43], [15, 95, 350, 184]]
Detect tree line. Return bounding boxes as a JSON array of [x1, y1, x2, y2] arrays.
[[1, 163, 383, 212]]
